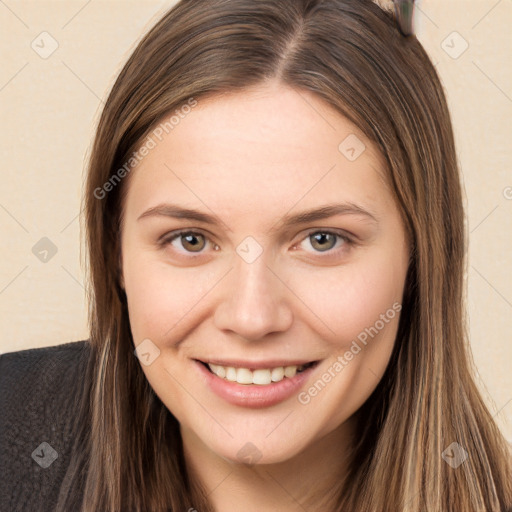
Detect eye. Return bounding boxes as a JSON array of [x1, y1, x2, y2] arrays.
[[294, 230, 354, 255], [160, 230, 217, 255], [159, 229, 354, 257]]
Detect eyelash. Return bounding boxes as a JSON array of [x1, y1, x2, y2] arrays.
[[159, 229, 355, 258]]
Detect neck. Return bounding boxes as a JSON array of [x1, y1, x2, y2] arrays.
[[180, 417, 356, 512]]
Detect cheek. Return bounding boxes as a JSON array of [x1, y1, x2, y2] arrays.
[[291, 259, 404, 433], [125, 257, 405, 333], [122, 252, 218, 343], [289, 254, 405, 351], [123, 230, 408, 352]]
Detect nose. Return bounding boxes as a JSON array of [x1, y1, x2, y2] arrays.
[[213, 252, 293, 341]]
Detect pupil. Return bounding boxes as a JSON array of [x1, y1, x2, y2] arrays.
[[184, 234, 204, 252], [312, 233, 334, 251]]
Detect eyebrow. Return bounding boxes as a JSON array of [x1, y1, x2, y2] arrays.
[[137, 202, 379, 232]]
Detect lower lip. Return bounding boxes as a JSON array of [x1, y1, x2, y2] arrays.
[[194, 360, 319, 409]]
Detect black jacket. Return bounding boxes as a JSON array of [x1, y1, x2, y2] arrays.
[[0, 340, 91, 511]]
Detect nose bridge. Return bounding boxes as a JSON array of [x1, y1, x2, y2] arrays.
[[214, 243, 292, 340], [234, 249, 274, 300], [232, 235, 277, 301]]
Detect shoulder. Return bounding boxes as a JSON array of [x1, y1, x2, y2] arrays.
[[0, 340, 92, 511], [0, 340, 91, 413], [0, 339, 90, 379], [0, 339, 90, 373]]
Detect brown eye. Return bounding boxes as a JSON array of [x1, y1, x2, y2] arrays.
[[295, 230, 354, 256], [309, 232, 338, 252], [162, 231, 210, 254], [178, 232, 206, 252]]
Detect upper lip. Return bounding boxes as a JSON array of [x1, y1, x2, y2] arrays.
[[196, 358, 318, 369]]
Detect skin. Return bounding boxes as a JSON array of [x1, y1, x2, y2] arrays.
[[119, 80, 410, 511]]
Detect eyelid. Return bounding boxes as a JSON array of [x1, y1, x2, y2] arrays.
[[293, 228, 355, 255], [159, 227, 356, 256], [300, 227, 356, 244]]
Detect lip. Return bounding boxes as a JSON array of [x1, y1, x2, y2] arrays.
[[197, 358, 315, 370], [194, 359, 320, 409]]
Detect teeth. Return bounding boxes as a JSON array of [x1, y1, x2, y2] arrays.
[[271, 367, 284, 382], [225, 367, 237, 382], [253, 369, 272, 385], [207, 362, 309, 385], [284, 366, 297, 378], [236, 368, 253, 384]]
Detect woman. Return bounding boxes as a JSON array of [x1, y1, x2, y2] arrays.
[[1, 0, 511, 510]]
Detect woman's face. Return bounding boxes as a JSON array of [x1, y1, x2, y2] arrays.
[[120, 82, 410, 465]]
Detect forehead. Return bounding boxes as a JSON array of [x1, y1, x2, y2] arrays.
[[122, 83, 394, 226]]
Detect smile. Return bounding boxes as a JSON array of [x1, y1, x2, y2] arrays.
[[203, 361, 316, 385], [194, 359, 321, 408]]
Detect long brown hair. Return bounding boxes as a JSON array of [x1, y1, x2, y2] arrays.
[[56, 0, 512, 510]]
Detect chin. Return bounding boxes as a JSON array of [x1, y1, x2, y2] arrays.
[[207, 434, 309, 466]]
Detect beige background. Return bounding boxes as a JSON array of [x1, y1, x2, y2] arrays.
[[1, 1, 511, 441]]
